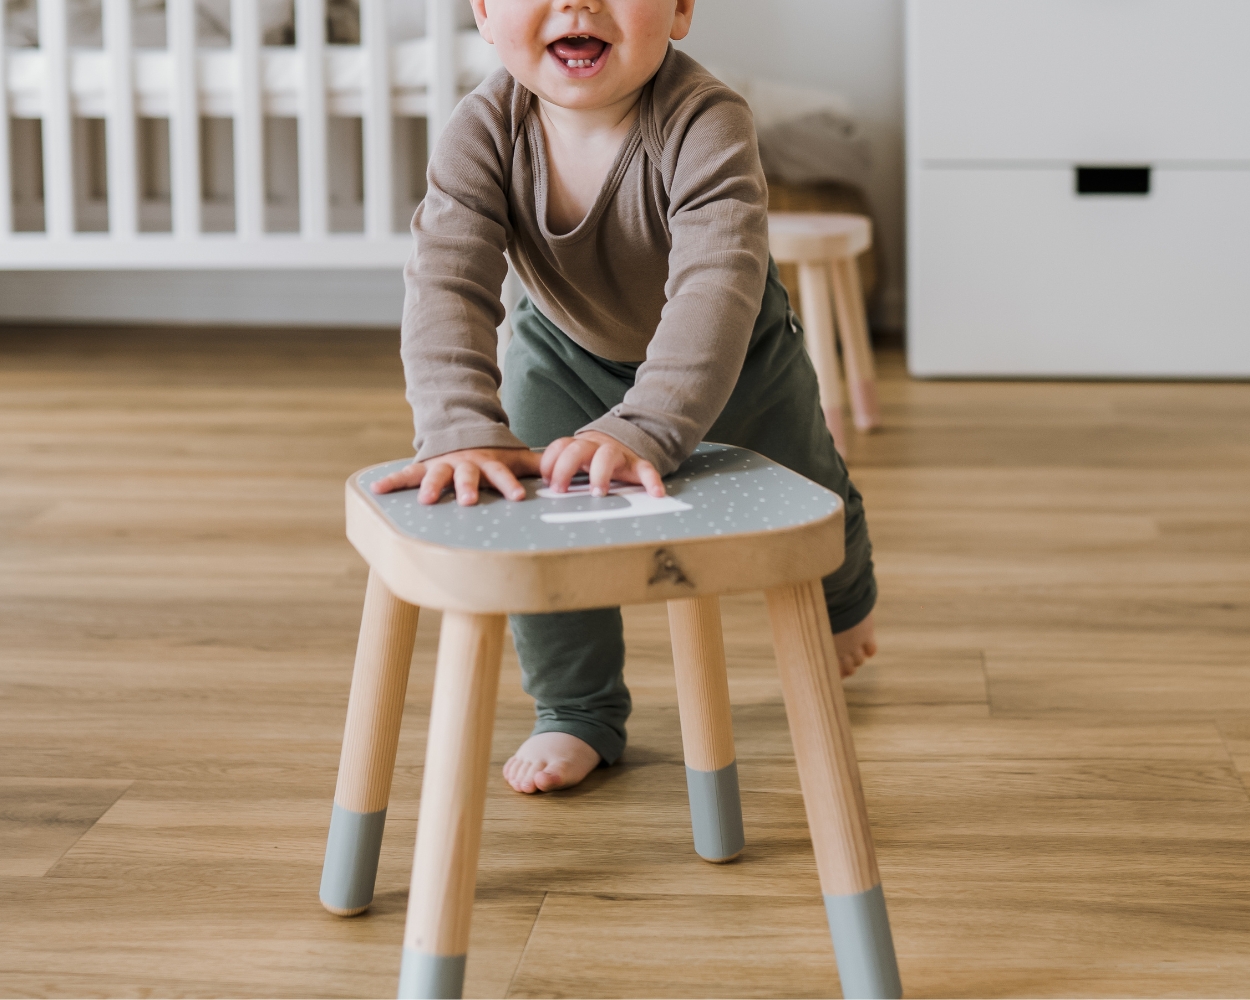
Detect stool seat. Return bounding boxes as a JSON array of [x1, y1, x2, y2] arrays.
[[320, 445, 902, 1000], [349, 444, 844, 614], [768, 211, 873, 262]]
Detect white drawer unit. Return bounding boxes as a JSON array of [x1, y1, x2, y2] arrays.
[[906, 0, 1250, 377]]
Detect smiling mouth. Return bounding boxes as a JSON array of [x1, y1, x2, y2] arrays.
[[548, 34, 609, 70]]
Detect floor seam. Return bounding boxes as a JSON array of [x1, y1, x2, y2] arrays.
[[980, 649, 994, 715], [503, 890, 548, 999], [1212, 718, 1250, 803], [41, 779, 135, 878]]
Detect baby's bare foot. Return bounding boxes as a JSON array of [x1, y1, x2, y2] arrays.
[[503, 732, 601, 794], [833, 612, 878, 678]]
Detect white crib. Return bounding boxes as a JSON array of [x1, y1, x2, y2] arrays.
[[0, 0, 497, 270]]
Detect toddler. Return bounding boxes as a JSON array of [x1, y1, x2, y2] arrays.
[[374, 0, 878, 795]]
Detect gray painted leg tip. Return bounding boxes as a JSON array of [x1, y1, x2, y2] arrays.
[[825, 885, 902, 999], [319, 803, 388, 915], [686, 762, 746, 862], [398, 950, 466, 1000]]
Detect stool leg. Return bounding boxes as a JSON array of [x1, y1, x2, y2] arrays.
[[320, 569, 420, 916], [398, 611, 505, 1000], [668, 595, 745, 863], [830, 257, 881, 433], [766, 581, 901, 1000], [797, 260, 848, 456]]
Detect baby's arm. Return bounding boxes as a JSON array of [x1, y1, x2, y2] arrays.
[[575, 86, 770, 477], [398, 87, 528, 492]]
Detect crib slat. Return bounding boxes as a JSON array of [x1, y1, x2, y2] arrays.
[[0, 0, 11, 235], [297, 0, 328, 238], [103, 0, 138, 237], [361, 0, 392, 239], [38, 0, 75, 237], [427, 0, 458, 148], [232, 0, 265, 239], [169, 0, 202, 236]]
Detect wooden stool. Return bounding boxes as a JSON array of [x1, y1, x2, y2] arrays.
[[319, 444, 902, 1000], [769, 212, 881, 455]]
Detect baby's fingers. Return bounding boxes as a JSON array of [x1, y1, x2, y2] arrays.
[[371, 462, 425, 494], [417, 462, 454, 504], [550, 439, 594, 493], [588, 443, 623, 497], [634, 460, 666, 498], [480, 460, 527, 502], [453, 462, 482, 506], [540, 437, 575, 484]]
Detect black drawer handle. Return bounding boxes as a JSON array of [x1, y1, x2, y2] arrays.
[[1076, 166, 1151, 196]]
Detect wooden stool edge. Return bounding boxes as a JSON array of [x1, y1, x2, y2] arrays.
[[345, 480, 845, 614]]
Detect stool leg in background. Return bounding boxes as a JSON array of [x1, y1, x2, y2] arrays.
[[797, 261, 848, 456], [398, 611, 505, 1000], [321, 570, 420, 916], [830, 257, 881, 433], [766, 580, 901, 1000], [669, 595, 745, 863]]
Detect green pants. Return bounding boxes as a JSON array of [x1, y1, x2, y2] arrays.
[[501, 260, 876, 764]]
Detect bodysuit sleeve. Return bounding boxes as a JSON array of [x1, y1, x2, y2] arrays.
[[400, 87, 527, 461], [578, 88, 770, 476]]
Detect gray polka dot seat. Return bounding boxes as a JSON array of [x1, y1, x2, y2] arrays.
[[358, 444, 840, 551], [319, 443, 902, 1000]]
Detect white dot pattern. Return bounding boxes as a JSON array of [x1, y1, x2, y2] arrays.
[[358, 443, 841, 552]]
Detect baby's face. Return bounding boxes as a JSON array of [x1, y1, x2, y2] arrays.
[[471, 0, 695, 111]]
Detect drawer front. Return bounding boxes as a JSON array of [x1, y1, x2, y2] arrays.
[[908, 166, 1250, 376], [908, 0, 1250, 161]]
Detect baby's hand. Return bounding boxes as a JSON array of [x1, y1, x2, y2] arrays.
[[370, 447, 542, 506], [542, 431, 666, 498]]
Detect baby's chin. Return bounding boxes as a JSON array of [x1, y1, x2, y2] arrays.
[[520, 51, 664, 113]]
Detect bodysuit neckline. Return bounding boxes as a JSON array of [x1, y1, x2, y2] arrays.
[[524, 96, 647, 247]]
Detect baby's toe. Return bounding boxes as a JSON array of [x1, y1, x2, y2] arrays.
[[520, 759, 549, 794], [503, 757, 529, 793], [532, 767, 565, 792]]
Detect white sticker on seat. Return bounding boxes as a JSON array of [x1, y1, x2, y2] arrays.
[[536, 483, 693, 523]]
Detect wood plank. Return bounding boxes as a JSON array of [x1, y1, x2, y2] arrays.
[[749, 757, 1249, 804], [986, 654, 1250, 715], [888, 894, 1250, 999], [508, 893, 840, 999], [0, 874, 541, 1000]]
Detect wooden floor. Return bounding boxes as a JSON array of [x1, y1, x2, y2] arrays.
[[2, 326, 1248, 999]]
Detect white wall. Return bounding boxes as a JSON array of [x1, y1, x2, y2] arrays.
[[0, 0, 906, 331], [678, 0, 906, 330]]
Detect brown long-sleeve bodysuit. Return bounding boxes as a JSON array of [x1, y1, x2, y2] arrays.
[[401, 46, 770, 476], [400, 47, 877, 769]]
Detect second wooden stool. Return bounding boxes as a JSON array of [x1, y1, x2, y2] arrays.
[[769, 212, 881, 455]]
